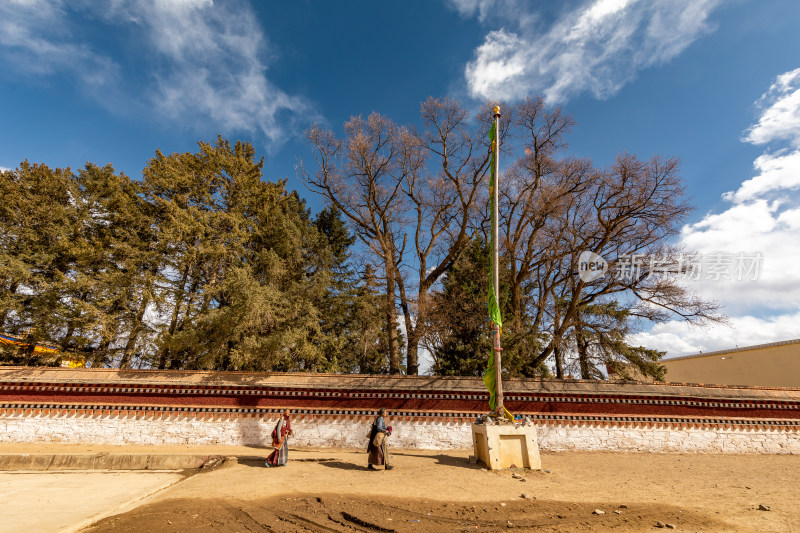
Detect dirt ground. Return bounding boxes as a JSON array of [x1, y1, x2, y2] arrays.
[[83, 448, 800, 532]]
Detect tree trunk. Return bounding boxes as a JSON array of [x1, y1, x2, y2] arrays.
[[91, 338, 111, 368], [170, 276, 200, 370], [0, 282, 19, 328], [385, 251, 400, 374], [510, 267, 522, 332], [119, 296, 149, 369], [401, 274, 423, 376], [552, 297, 564, 379], [23, 330, 37, 364], [199, 261, 220, 316], [158, 265, 190, 369], [554, 344, 564, 379], [406, 328, 419, 376], [61, 324, 76, 351], [61, 290, 92, 351], [576, 326, 591, 379]]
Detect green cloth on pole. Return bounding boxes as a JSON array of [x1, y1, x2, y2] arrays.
[[483, 120, 502, 411], [486, 121, 502, 331], [483, 353, 497, 410]]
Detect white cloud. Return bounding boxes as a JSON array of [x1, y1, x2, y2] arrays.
[[723, 150, 800, 203], [447, 0, 488, 18], [121, 0, 312, 145], [458, 0, 720, 103], [0, 0, 313, 148], [0, 1, 121, 90], [632, 68, 800, 355], [778, 207, 800, 229], [447, 0, 538, 26], [721, 69, 800, 203], [743, 68, 800, 147], [679, 212, 800, 315], [628, 310, 800, 357]]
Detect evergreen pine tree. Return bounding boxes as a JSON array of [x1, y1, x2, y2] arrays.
[[0, 162, 82, 363]]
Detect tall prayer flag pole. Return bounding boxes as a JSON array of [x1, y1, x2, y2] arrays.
[[483, 105, 506, 418], [473, 106, 542, 472], [492, 106, 503, 415]]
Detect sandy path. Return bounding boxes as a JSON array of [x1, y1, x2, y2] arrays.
[[83, 448, 799, 532]]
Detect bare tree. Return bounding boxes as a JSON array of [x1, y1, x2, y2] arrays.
[[502, 97, 577, 329], [302, 99, 506, 375], [304, 97, 723, 380], [301, 114, 410, 373], [527, 154, 726, 373], [394, 97, 506, 374]]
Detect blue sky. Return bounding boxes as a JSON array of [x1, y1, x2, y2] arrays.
[[2, 0, 800, 358]]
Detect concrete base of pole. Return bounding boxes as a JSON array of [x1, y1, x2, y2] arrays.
[[471, 423, 542, 470]]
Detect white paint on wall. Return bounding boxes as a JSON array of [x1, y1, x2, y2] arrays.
[[0, 413, 798, 454]]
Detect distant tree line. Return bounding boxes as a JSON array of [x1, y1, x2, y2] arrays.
[[0, 97, 723, 378]]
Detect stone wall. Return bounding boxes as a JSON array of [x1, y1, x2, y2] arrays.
[[1, 409, 798, 454], [2, 367, 798, 454], [536, 424, 800, 454]]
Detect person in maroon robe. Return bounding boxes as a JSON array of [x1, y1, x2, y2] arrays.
[[266, 409, 292, 467]]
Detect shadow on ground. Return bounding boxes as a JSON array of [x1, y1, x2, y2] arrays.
[[316, 460, 370, 471], [391, 452, 485, 469]]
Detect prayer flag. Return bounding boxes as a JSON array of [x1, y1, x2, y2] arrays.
[[483, 120, 502, 411]]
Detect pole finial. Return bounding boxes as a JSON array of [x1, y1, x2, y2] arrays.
[[494, 106, 501, 116]]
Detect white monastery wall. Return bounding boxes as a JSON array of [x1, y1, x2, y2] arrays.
[[1, 411, 798, 454]]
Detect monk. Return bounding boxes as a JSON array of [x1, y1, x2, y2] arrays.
[[367, 408, 392, 470], [266, 409, 292, 467]]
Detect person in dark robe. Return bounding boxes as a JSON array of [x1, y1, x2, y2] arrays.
[[367, 408, 392, 470], [266, 409, 292, 467]]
